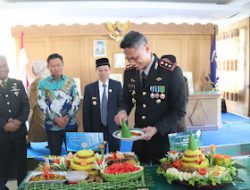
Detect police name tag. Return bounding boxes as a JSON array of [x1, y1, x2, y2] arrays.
[[66, 132, 104, 152]]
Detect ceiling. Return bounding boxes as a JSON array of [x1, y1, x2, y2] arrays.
[[0, 0, 249, 26]]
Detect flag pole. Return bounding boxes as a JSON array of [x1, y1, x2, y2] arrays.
[[19, 31, 29, 89], [210, 27, 217, 87]]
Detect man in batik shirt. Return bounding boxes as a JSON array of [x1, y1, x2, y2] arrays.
[[38, 53, 80, 155]]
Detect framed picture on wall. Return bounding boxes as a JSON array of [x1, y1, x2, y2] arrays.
[[93, 40, 106, 57], [114, 53, 126, 68]]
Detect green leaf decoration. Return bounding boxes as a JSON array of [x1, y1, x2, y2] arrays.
[[121, 119, 132, 138], [188, 133, 198, 151]]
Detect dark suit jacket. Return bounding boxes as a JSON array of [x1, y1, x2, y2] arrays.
[[83, 79, 122, 134], [120, 54, 186, 135], [0, 78, 30, 141]]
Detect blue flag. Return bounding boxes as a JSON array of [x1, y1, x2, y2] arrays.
[[210, 29, 217, 85]]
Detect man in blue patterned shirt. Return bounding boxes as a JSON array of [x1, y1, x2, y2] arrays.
[[38, 53, 80, 155]]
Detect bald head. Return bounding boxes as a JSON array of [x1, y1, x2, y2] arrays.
[[0, 55, 9, 80]]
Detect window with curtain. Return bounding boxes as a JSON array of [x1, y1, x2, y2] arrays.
[[217, 28, 246, 102]]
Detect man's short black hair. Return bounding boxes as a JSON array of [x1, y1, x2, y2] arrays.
[[47, 53, 64, 64], [120, 31, 148, 49]]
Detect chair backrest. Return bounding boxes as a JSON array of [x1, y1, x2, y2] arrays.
[[66, 132, 103, 152]]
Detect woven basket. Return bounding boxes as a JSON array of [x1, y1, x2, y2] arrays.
[[100, 165, 144, 182], [23, 174, 145, 190]]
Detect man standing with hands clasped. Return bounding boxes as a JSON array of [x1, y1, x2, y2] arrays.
[[38, 53, 80, 156], [84, 58, 122, 152], [114, 31, 186, 164], [0, 55, 30, 189]]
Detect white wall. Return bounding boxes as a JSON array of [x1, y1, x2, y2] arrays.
[[0, 23, 18, 78]]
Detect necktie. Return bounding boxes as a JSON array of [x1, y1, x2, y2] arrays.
[[1, 80, 7, 89], [141, 71, 147, 88], [101, 84, 108, 126]]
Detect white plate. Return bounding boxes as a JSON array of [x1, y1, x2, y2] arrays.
[[113, 128, 145, 141], [66, 171, 88, 182], [25, 171, 67, 183]]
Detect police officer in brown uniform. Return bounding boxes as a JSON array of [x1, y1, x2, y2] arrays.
[[0, 55, 30, 189], [114, 31, 186, 165]]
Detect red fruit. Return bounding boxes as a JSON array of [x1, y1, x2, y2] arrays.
[[171, 159, 182, 170], [104, 163, 140, 174], [54, 158, 60, 164], [198, 168, 208, 175]]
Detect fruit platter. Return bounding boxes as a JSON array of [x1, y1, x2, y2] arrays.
[[22, 142, 145, 190], [157, 133, 237, 189]]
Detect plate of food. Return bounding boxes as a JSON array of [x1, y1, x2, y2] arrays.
[[113, 128, 145, 141], [25, 171, 67, 183], [157, 133, 237, 189]]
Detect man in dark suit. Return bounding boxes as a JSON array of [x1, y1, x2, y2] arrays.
[[114, 31, 186, 164], [83, 58, 122, 152], [0, 55, 30, 189]]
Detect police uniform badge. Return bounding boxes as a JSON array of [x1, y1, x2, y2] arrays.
[[130, 78, 136, 83], [159, 60, 176, 72], [155, 77, 162, 81]]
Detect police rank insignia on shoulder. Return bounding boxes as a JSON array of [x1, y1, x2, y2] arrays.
[[159, 61, 176, 72], [125, 64, 135, 70]]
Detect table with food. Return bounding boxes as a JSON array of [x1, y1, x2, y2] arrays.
[[18, 122, 250, 190]]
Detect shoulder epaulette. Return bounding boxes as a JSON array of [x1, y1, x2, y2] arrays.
[[125, 64, 135, 71], [159, 60, 176, 72]]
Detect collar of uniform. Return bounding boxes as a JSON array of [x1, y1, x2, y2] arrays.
[[49, 75, 65, 82], [0, 78, 8, 85], [98, 79, 109, 88], [141, 54, 155, 76]]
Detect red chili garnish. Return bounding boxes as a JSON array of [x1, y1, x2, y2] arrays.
[[131, 132, 142, 136], [42, 166, 50, 180], [171, 159, 182, 170], [97, 159, 103, 165], [54, 158, 60, 164], [198, 168, 208, 175], [112, 152, 118, 160]]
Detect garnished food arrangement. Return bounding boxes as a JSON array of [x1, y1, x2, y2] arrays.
[[27, 142, 144, 187], [24, 133, 242, 190], [70, 149, 98, 176], [157, 133, 237, 188], [112, 119, 145, 141]]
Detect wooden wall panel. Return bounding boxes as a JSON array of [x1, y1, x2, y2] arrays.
[[12, 23, 216, 130], [52, 37, 81, 78], [188, 37, 210, 91], [155, 37, 182, 66], [22, 39, 47, 81], [12, 23, 215, 94]]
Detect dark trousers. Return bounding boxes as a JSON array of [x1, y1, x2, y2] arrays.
[[0, 136, 27, 189], [132, 133, 170, 165], [101, 124, 120, 153], [46, 128, 77, 156]]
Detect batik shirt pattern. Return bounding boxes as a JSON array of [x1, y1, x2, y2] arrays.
[[38, 75, 80, 131]]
